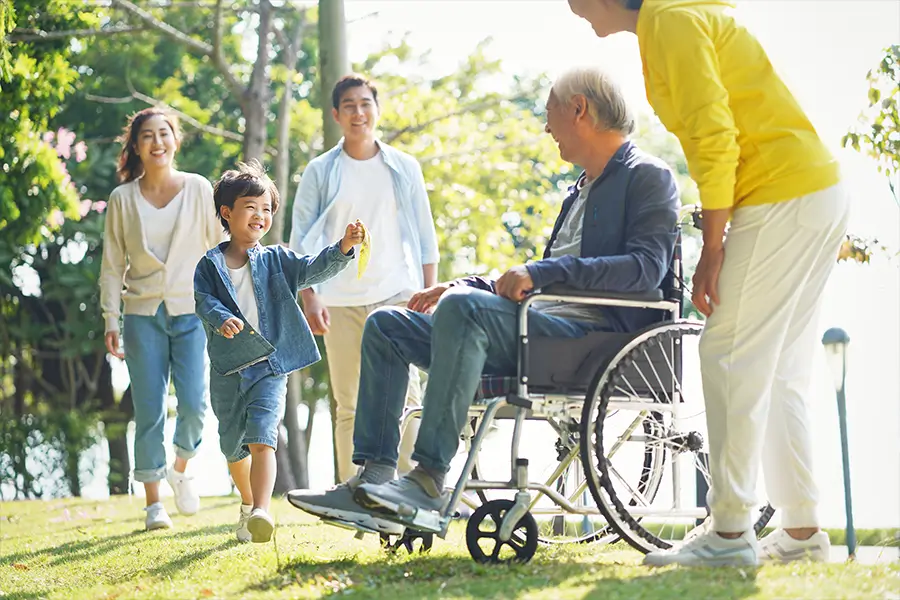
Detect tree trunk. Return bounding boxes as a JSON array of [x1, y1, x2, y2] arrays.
[[65, 449, 81, 497], [318, 0, 349, 485], [241, 0, 273, 162], [318, 0, 349, 148], [272, 431, 297, 495], [107, 385, 133, 495], [268, 12, 306, 244], [284, 371, 309, 488]]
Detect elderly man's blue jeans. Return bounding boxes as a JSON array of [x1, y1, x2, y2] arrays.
[[351, 286, 608, 473]]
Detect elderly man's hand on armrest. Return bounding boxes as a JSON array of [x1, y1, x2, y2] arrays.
[[496, 265, 534, 302]]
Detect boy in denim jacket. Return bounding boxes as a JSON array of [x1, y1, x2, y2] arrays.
[[194, 160, 364, 543]]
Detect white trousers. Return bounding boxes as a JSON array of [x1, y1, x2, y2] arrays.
[[699, 183, 850, 532]]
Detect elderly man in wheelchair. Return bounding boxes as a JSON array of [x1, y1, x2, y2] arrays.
[[289, 66, 771, 563]]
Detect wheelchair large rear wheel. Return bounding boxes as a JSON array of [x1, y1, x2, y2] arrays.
[[580, 322, 775, 554]]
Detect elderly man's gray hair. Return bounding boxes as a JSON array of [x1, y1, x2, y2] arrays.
[[552, 68, 636, 135]]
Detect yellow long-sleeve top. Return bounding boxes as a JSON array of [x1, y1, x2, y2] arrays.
[[636, 0, 840, 211]]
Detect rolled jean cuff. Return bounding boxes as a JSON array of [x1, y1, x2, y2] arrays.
[[711, 511, 753, 534], [244, 436, 277, 450], [781, 504, 819, 529], [352, 451, 398, 469], [227, 448, 250, 463], [174, 443, 200, 461], [133, 465, 167, 483]]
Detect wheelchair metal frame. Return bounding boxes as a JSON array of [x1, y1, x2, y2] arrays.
[[396, 290, 684, 542]]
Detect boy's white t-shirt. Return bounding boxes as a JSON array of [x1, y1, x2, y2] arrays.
[[137, 189, 184, 263], [227, 261, 261, 333], [317, 152, 419, 307]]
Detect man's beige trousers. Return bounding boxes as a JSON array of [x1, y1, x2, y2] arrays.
[[323, 293, 422, 482]]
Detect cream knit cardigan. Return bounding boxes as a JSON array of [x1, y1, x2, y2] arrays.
[[99, 173, 226, 333]]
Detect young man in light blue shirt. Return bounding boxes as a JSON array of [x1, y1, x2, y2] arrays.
[[289, 74, 440, 483]]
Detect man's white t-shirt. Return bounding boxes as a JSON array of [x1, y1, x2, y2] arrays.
[[228, 261, 261, 333], [137, 189, 183, 264], [318, 152, 419, 307]]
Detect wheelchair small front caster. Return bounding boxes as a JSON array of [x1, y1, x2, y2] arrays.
[[379, 529, 434, 554], [465, 499, 538, 564]]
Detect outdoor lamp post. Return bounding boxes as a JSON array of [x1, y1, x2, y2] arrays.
[[821, 327, 856, 560]]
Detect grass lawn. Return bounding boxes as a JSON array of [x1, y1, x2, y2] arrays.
[[1, 495, 897, 600]]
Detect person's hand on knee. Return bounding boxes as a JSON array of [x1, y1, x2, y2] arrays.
[[408, 283, 451, 314]]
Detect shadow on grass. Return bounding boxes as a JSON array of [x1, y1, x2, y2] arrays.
[[247, 547, 761, 600], [0, 523, 238, 569]]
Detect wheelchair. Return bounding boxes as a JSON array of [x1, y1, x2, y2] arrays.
[[338, 224, 774, 562]]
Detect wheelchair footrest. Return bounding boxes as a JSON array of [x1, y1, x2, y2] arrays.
[[387, 506, 445, 534], [506, 392, 532, 409], [320, 516, 379, 535]]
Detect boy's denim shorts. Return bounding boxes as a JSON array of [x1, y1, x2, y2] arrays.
[[209, 360, 288, 463]]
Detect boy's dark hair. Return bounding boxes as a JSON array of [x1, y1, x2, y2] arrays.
[[213, 159, 280, 232], [331, 73, 379, 110]]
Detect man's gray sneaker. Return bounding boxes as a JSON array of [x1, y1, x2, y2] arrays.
[[286, 475, 404, 535], [353, 474, 448, 517]]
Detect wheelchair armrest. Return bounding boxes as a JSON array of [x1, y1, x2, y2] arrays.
[[538, 284, 664, 303]]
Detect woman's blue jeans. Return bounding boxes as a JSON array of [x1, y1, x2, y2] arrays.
[[123, 303, 208, 483]]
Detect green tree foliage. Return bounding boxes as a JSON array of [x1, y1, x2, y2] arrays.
[[840, 44, 900, 263], [843, 44, 900, 203], [0, 1, 97, 245]]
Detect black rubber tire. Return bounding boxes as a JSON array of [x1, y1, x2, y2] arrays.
[[580, 322, 775, 553], [465, 499, 539, 564]]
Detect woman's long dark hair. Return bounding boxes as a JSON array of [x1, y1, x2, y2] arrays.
[[116, 108, 182, 183]]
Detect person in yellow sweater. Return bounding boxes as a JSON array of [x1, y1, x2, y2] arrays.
[[567, 0, 850, 566]]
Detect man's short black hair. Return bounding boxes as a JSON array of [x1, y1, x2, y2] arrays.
[[212, 159, 280, 232], [331, 73, 379, 110]]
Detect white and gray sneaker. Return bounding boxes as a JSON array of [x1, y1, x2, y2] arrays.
[[287, 475, 405, 535], [758, 529, 830, 563], [167, 468, 200, 516], [236, 504, 252, 543], [247, 508, 275, 543], [144, 502, 173, 531], [643, 529, 760, 567]]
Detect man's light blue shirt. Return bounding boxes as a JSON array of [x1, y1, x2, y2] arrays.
[[289, 138, 440, 292]]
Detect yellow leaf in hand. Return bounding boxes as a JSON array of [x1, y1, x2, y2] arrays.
[[357, 222, 371, 280]]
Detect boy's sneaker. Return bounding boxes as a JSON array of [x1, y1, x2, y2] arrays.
[[144, 502, 173, 531], [353, 472, 448, 517], [287, 471, 405, 535], [759, 529, 830, 563], [167, 468, 200, 516], [643, 529, 760, 567], [247, 508, 274, 543], [236, 504, 252, 543]]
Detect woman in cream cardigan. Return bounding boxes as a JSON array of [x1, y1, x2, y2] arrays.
[[100, 108, 225, 530]]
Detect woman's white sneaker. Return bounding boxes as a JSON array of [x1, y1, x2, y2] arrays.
[[144, 502, 173, 531], [167, 468, 200, 516], [247, 508, 275, 543], [759, 529, 830, 563]]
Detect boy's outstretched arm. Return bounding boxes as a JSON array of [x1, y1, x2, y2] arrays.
[[194, 258, 238, 333], [281, 221, 363, 290], [280, 241, 354, 291]]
